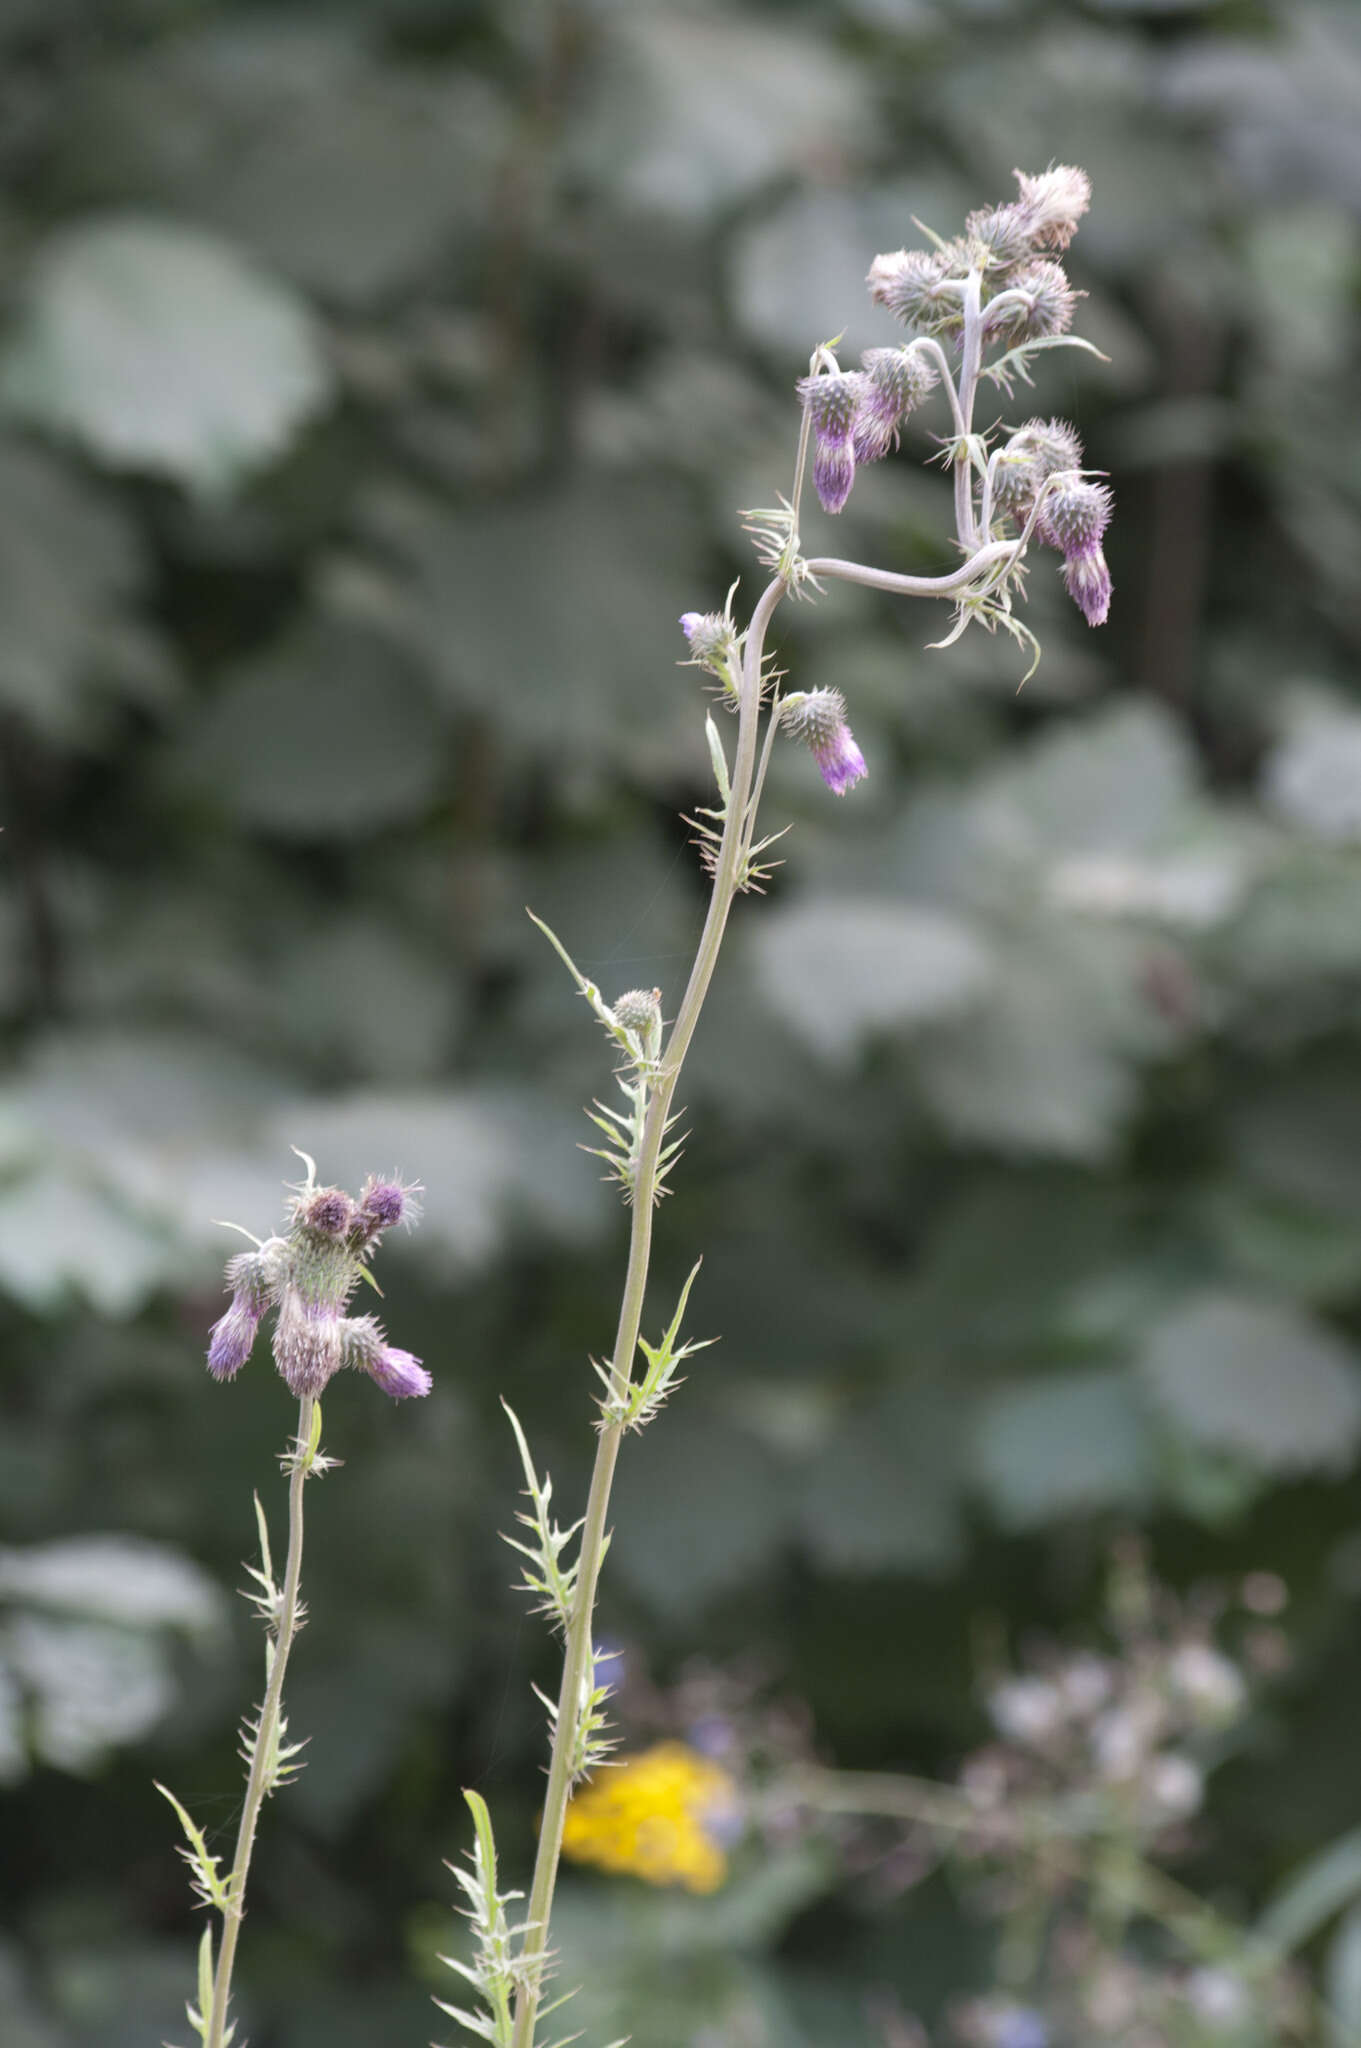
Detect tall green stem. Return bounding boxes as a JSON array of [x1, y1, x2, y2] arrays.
[[206, 1394, 314, 2048], [510, 576, 787, 2048]]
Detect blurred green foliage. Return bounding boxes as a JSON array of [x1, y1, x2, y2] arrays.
[[3, 0, 1361, 2041]]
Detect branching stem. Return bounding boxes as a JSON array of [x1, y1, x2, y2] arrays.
[[510, 576, 785, 2048]]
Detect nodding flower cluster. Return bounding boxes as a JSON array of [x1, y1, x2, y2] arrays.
[[207, 1169, 429, 1400], [801, 163, 1112, 628]]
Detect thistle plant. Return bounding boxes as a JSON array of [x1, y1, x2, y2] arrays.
[[162, 1155, 425, 2048], [437, 165, 1112, 2048]]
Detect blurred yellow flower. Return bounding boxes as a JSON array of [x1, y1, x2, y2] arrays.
[[560, 1741, 740, 1894]]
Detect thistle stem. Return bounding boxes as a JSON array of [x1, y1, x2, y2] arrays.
[[510, 576, 785, 2048], [206, 1395, 314, 2048]]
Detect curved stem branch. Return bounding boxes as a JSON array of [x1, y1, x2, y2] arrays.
[[510, 576, 786, 2048], [206, 1396, 314, 2048], [805, 539, 1020, 600]]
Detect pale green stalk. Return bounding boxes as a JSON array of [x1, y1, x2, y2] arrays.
[[206, 1394, 314, 2048], [511, 532, 1013, 2047], [510, 575, 785, 2048]]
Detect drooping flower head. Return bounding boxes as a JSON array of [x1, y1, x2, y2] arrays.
[[205, 1163, 429, 1401], [779, 689, 867, 796], [795, 368, 865, 515], [1038, 471, 1114, 627], [852, 344, 939, 465]]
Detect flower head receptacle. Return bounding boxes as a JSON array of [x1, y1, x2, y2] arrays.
[[779, 689, 867, 796], [206, 1166, 428, 1402]]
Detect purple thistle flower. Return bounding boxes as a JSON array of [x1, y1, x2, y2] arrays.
[[340, 1314, 432, 1398], [852, 346, 939, 464], [779, 689, 868, 795], [207, 1298, 263, 1380], [273, 1289, 345, 1398], [358, 1174, 420, 1238], [206, 1167, 429, 1401], [293, 1185, 357, 1238], [1036, 472, 1113, 626], [206, 1245, 276, 1380], [796, 370, 865, 514]]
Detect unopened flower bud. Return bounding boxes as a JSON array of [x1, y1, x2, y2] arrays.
[[1012, 164, 1091, 252], [991, 418, 1085, 519], [612, 987, 662, 1035], [852, 345, 938, 464], [779, 689, 867, 795], [796, 369, 865, 514], [679, 611, 737, 675], [867, 246, 965, 335]]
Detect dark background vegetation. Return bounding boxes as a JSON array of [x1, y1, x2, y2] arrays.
[[3, 0, 1361, 2041]]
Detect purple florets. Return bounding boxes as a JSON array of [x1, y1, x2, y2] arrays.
[[206, 1167, 428, 1402], [207, 1298, 263, 1381], [779, 689, 868, 796], [339, 1315, 432, 1399], [294, 1186, 357, 1238], [1062, 544, 1113, 627], [359, 1175, 418, 1236]]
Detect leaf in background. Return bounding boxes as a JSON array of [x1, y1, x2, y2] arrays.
[[798, 1385, 964, 1575], [179, 619, 448, 837], [749, 897, 992, 1065], [0, 215, 332, 492], [0, 1536, 224, 1641], [915, 920, 1154, 1161], [1329, 1900, 1361, 2037], [1264, 688, 1361, 844], [0, 439, 174, 745], [1137, 1292, 1361, 1475], [608, 1411, 789, 1619], [573, 11, 870, 221], [1257, 1825, 1361, 1951], [971, 1367, 1156, 1529], [360, 477, 709, 782]]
